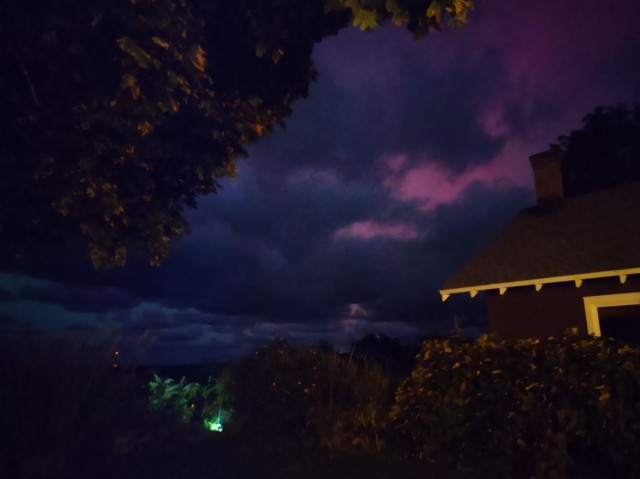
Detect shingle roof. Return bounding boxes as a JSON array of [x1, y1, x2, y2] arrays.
[[442, 181, 640, 290]]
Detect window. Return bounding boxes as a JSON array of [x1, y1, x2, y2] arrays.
[[583, 292, 640, 344]]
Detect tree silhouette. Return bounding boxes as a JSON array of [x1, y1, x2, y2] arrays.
[[555, 104, 640, 197]]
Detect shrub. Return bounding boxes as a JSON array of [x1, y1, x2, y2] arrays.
[[228, 340, 393, 451], [390, 335, 640, 478], [228, 340, 321, 435]]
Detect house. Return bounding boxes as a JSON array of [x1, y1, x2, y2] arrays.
[[440, 149, 640, 342]]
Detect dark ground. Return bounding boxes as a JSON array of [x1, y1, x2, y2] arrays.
[[100, 429, 468, 479]]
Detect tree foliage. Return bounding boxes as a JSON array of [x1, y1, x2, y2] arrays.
[[555, 104, 640, 197], [0, 0, 473, 267]]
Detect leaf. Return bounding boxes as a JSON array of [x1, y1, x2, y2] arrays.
[[120, 73, 140, 99], [271, 48, 284, 64], [137, 121, 153, 136], [189, 44, 207, 72], [255, 42, 267, 58], [117, 37, 154, 69], [386, 0, 409, 26], [152, 36, 170, 50], [251, 123, 267, 136], [353, 9, 378, 31], [426, 1, 443, 26]]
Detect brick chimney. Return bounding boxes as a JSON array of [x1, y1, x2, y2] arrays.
[[529, 149, 564, 207]]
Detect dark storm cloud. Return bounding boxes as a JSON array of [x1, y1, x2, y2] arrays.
[[0, 314, 16, 327], [144, 339, 243, 365], [253, 78, 386, 179], [121, 308, 176, 334], [207, 169, 386, 259], [19, 282, 139, 313], [332, 182, 534, 325], [0, 289, 15, 301], [184, 177, 532, 328], [156, 325, 208, 343], [501, 95, 564, 140], [613, 43, 640, 85], [0, 162, 532, 346], [64, 323, 99, 333], [0, 315, 22, 342], [131, 168, 420, 321], [256, 40, 509, 179], [386, 46, 507, 172]]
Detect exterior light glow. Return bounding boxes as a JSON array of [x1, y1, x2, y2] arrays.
[[204, 417, 223, 432]]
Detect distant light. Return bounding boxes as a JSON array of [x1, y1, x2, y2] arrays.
[[115, 351, 119, 356]]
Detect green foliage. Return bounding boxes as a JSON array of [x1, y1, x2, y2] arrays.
[[148, 373, 231, 428], [0, 0, 472, 268], [228, 340, 394, 451], [555, 103, 640, 196], [390, 335, 640, 478], [148, 374, 209, 423]]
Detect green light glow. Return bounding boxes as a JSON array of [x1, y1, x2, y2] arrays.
[[204, 417, 223, 432]]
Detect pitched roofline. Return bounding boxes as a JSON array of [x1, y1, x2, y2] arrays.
[[439, 267, 640, 302]]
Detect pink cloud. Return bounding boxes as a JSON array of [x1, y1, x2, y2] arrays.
[[383, 141, 536, 209], [479, 103, 510, 138], [333, 219, 418, 241]]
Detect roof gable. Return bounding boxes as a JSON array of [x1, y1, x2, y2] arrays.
[[442, 181, 640, 293]]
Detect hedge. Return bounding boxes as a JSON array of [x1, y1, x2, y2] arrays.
[[390, 335, 640, 479]]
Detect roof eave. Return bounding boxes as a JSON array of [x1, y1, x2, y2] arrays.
[[439, 267, 640, 302]]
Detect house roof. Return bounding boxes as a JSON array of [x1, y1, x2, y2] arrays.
[[441, 181, 640, 298]]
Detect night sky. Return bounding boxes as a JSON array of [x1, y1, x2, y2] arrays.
[[1, 0, 640, 364]]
